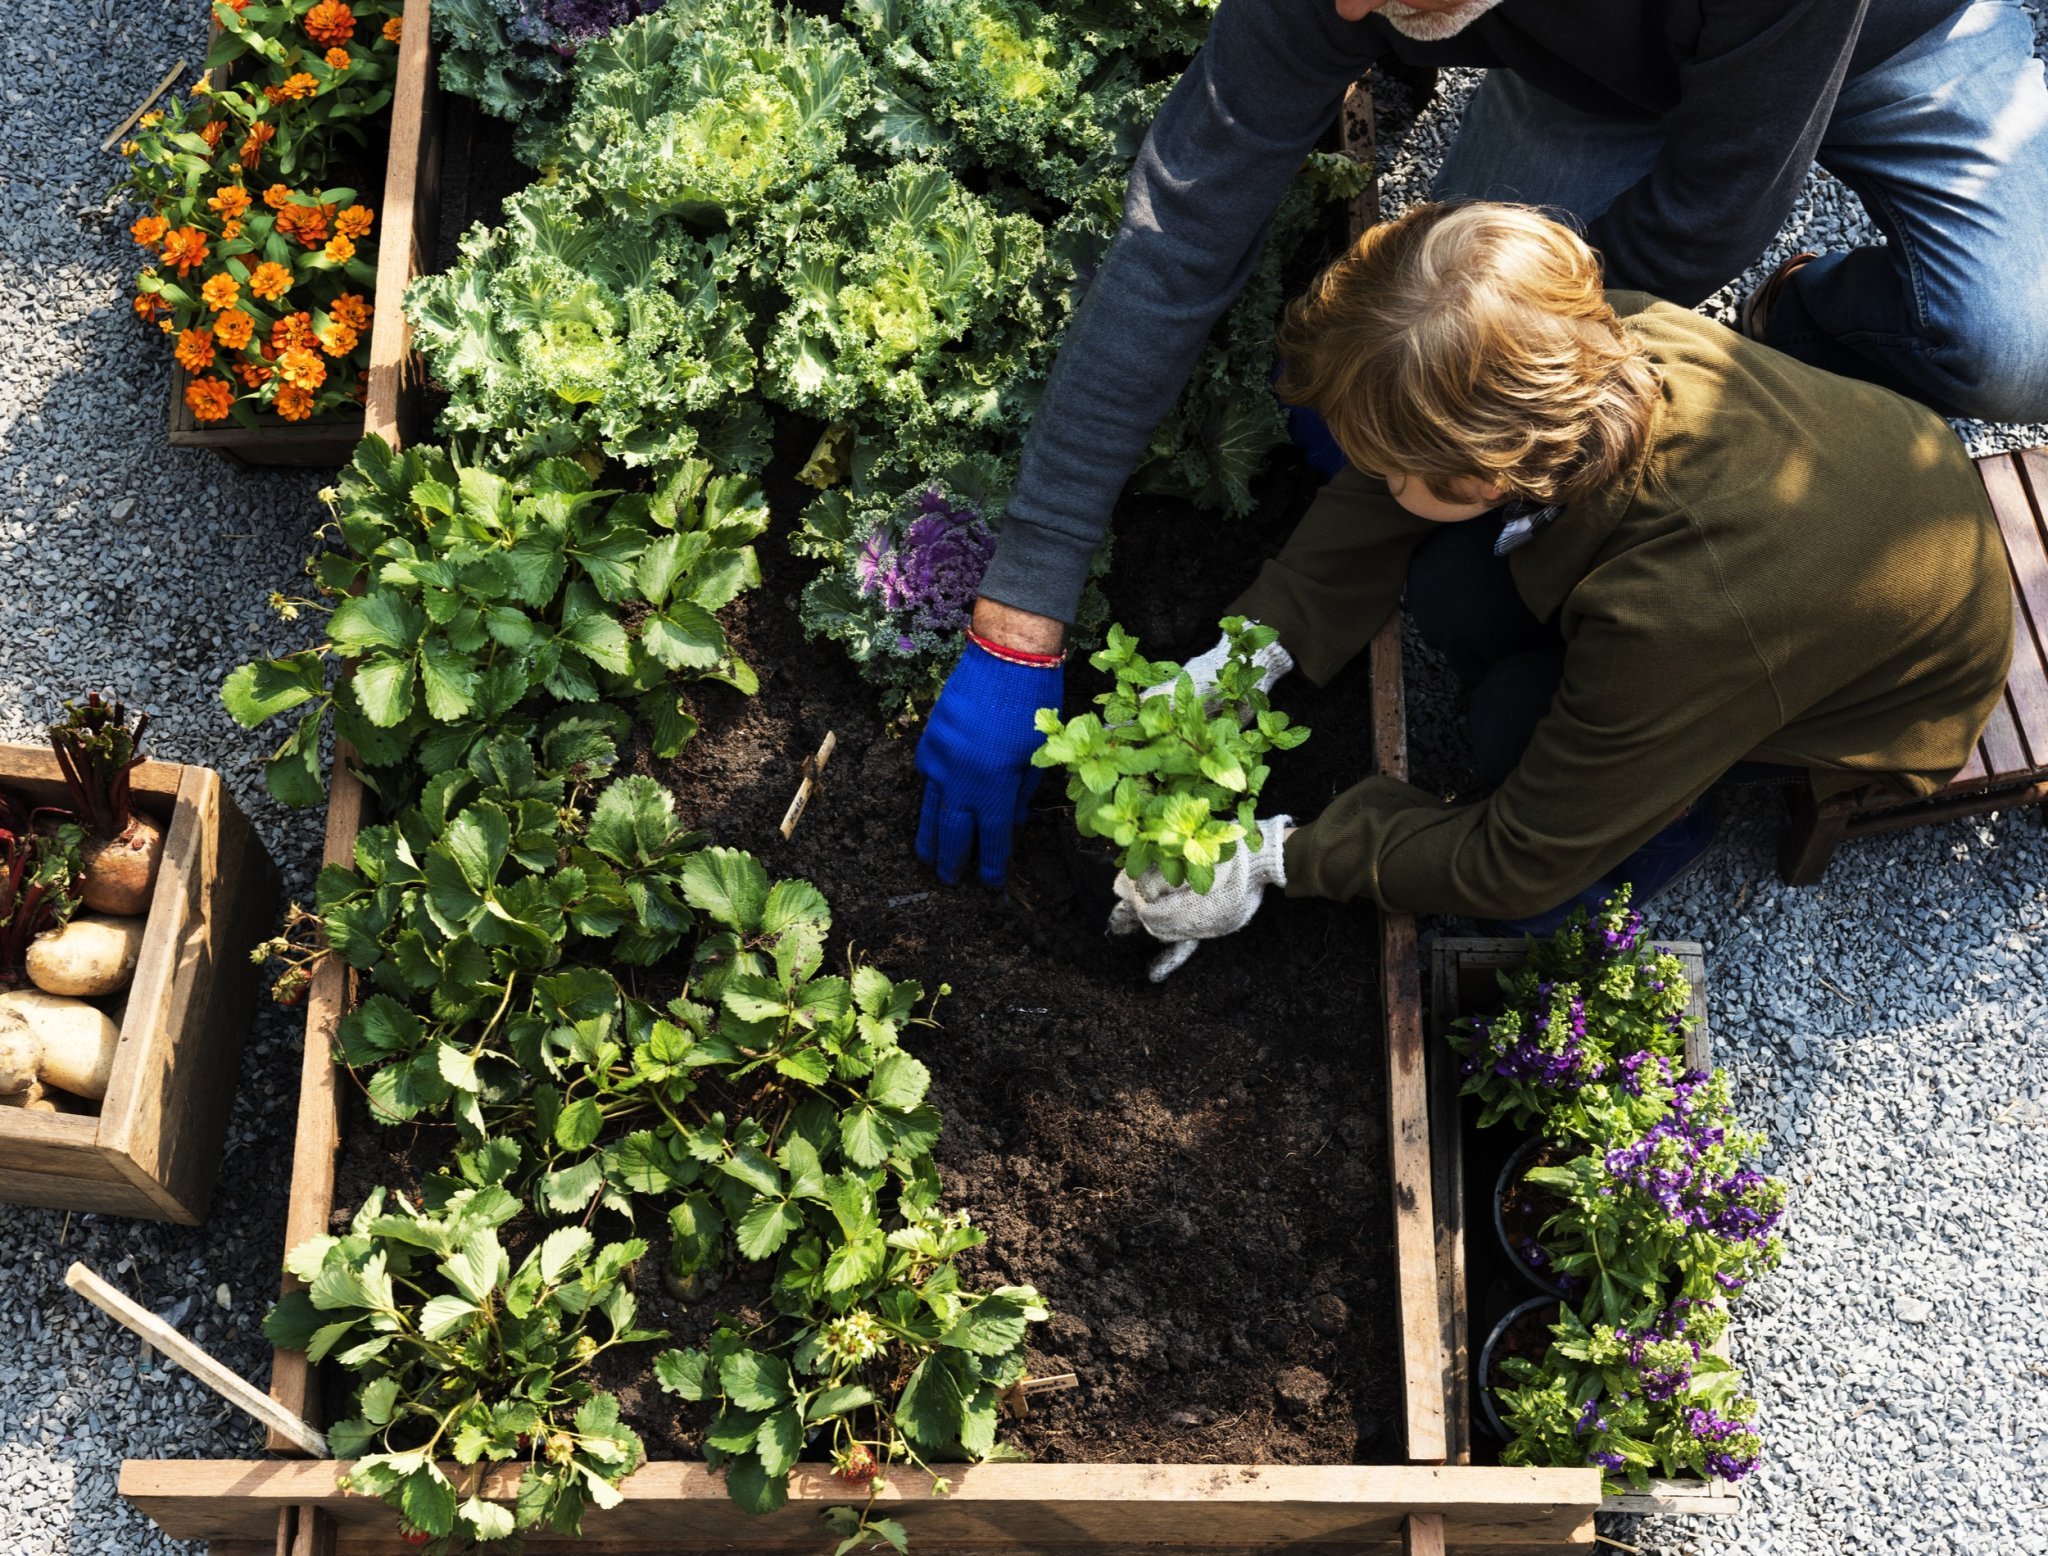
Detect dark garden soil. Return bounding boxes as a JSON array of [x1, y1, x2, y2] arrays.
[[327, 87, 1406, 1475], [1496, 1141, 1570, 1286]]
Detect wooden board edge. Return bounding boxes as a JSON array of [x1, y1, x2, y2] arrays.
[[363, 0, 438, 446]]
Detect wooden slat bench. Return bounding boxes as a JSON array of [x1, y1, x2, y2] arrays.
[[1779, 448, 2048, 883]]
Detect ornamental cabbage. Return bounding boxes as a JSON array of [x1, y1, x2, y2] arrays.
[[406, 179, 766, 471], [559, 5, 870, 223], [434, 0, 667, 153]]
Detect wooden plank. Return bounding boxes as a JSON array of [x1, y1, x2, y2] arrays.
[[65, 1263, 329, 1456], [363, 0, 441, 447], [1405, 1511, 1447, 1556], [123, 1462, 1602, 1548], [1987, 454, 2048, 766], [1339, 81, 1379, 241], [1427, 1016, 1471, 1467], [1978, 695, 2030, 778]]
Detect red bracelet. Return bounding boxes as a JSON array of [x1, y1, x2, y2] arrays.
[[966, 629, 1065, 668]]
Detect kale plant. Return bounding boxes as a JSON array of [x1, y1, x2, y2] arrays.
[[407, 180, 767, 472], [221, 436, 766, 805], [1032, 618, 1308, 892], [264, 1183, 660, 1543], [435, 0, 668, 154]]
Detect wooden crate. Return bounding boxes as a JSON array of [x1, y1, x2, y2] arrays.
[[0, 745, 277, 1223], [165, 4, 443, 466], [1426, 938, 1740, 1518]]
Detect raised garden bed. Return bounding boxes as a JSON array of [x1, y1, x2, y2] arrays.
[[1428, 938, 1740, 1519], [0, 743, 276, 1222], [165, 4, 442, 465]]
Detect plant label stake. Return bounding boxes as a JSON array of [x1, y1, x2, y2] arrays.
[[101, 61, 187, 153], [63, 1262, 330, 1457], [1001, 1371, 1079, 1418], [779, 731, 837, 839]]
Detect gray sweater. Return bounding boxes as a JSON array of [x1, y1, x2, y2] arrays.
[[975, 0, 1955, 624]]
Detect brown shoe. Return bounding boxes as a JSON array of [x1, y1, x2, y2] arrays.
[[1737, 251, 1819, 342]]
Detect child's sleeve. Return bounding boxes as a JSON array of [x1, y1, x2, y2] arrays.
[[1228, 464, 1435, 686], [1280, 585, 1788, 917]]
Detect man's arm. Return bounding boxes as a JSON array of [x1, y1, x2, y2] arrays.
[[1283, 593, 1788, 917], [1584, 0, 1871, 307], [973, 0, 1383, 628]]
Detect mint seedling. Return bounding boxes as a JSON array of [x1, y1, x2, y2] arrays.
[[1032, 617, 1307, 892]]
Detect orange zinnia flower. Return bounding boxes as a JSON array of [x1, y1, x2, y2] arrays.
[[200, 272, 241, 310], [226, 0, 250, 11], [249, 260, 293, 301], [221, 217, 244, 240], [263, 183, 295, 210], [278, 347, 327, 391], [324, 234, 355, 264], [317, 319, 360, 357], [200, 119, 227, 149], [215, 308, 256, 350], [161, 226, 210, 275], [275, 383, 317, 421], [270, 311, 318, 353], [185, 376, 236, 423], [330, 292, 372, 330], [239, 120, 276, 168], [335, 205, 374, 240], [175, 327, 218, 373], [133, 292, 167, 322], [305, 1, 355, 46], [382, 16, 401, 43], [273, 72, 319, 102], [130, 213, 168, 247], [325, 46, 351, 68], [235, 361, 274, 388], [208, 184, 252, 220]]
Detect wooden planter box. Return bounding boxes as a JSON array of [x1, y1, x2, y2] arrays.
[[0, 746, 277, 1223], [1428, 938, 1741, 1519], [166, 4, 443, 466], [118, 74, 1604, 1553]]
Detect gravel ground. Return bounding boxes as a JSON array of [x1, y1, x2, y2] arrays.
[[0, 3, 2044, 1554]]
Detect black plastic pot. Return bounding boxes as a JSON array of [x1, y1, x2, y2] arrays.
[[1477, 1294, 1561, 1441], [1493, 1135, 1576, 1299]]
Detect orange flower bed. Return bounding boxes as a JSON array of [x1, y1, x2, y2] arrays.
[[118, 0, 401, 428]]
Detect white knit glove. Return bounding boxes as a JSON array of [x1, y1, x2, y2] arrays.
[[1141, 624, 1294, 722], [1107, 816, 1292, 982]]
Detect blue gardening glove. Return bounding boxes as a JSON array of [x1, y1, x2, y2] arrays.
[[915, 639, 1063, 888]]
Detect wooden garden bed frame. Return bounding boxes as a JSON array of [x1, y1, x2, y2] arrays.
[[166, 0, 442, 465], [118, 71, 1604, 1553], [0, 745, 276, 1222]]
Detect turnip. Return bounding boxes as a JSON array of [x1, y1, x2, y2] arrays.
[[50, 694, 163, 917], [0, 990, 121, 1101], [25, 915, 145, 998]]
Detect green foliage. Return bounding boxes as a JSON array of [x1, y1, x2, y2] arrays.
[[265, 1185, 659, 1543], [1032, 618, 1308, 891], [406, 181, 767, 472], [220, 435, 765, 805]]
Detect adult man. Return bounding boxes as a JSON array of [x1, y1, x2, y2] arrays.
[[913, 0, 2048, 892]]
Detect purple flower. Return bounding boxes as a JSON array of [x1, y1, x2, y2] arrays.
[[1684, 1406, 1761, 1481], [1589, 1450, 1626, 1473]]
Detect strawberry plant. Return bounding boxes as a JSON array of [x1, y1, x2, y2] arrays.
[[1032, 617, 1307, 891], [221, 436, 767, 806], [264, 1183, 659, 1544]]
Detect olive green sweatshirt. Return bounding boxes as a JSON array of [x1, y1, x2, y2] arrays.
[[1232, 296, 2013, 919]]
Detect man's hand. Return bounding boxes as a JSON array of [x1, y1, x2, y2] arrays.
[[1107, 816, 1293, 981], [914, 603, 1066, 889]]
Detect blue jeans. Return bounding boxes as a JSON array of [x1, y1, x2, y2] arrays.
[[1432, 0, 2048, 423]]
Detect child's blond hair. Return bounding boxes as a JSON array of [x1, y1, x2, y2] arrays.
[[1274, 201, 1659, 506]]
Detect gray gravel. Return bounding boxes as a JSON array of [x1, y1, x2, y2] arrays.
[[2, 3, 2045, 1554], [0, 3, 327, 1553]]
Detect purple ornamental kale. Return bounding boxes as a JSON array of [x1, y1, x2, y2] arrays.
[[855, 486, 997, 642]]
